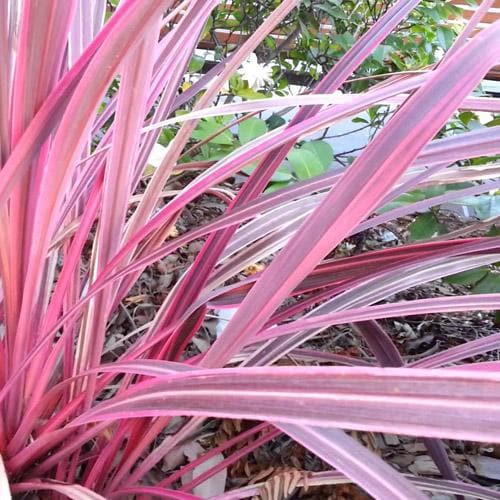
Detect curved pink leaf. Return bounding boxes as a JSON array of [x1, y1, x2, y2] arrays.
[[73, 366, 500, 442]]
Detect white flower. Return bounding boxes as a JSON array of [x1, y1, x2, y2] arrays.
[[238, 53, 273, 91], [434, 47, 445, 60]]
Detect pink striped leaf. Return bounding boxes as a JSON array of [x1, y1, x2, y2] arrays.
[[256, 294, 500, 343], [73, 366, 500, 442], [95, 360, 194, 377], [279, 424, 426, 499], [144, 92, 500, 131], [412, 333, 500, 368], [109, 487, 200, 499], [10, 480, 105, 500]]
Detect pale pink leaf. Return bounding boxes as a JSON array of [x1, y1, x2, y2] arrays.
[[74, 366, 500, 442]]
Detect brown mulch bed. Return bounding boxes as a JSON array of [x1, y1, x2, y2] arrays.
[[105, 186, 500, 497]]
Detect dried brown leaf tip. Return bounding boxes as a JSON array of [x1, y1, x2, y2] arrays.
[[243, 263, 266, 276], [253, 468, 309, 500]]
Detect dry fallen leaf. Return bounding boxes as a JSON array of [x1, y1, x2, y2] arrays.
[[167, 225, 179, 239], [256, 468, 303, 500], [180, 441, 228, 497], [469, 455, 500, 480], [243, 263, 266, 276], [124, 294, 149, 304]]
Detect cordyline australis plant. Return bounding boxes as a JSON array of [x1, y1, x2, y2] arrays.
[[1, 0, 500, 497]]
